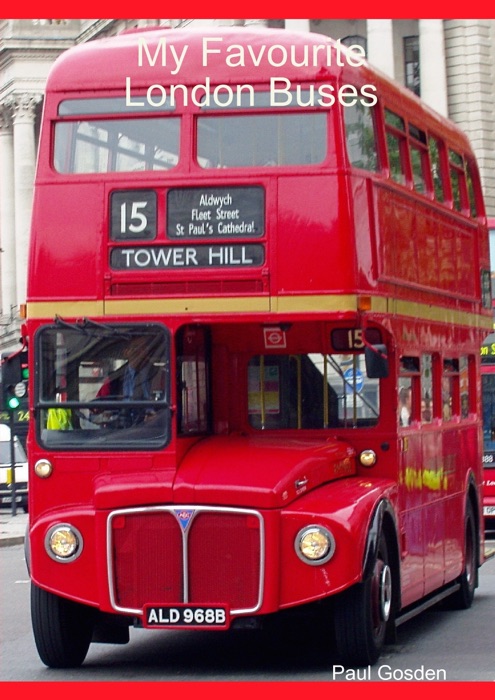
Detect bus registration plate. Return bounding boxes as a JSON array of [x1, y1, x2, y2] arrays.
[[144, 605, 229, 629], [483, 506, 495, 516]]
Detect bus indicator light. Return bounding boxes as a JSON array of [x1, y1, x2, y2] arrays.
[[359, 449, 377, 467]]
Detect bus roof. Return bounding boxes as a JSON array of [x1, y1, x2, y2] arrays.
[[44, 26, 472, 150]]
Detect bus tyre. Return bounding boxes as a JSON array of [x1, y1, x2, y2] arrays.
[[31, 583, 95, 668], [333, 533, 392, 667], [448, 500, 477, 610]]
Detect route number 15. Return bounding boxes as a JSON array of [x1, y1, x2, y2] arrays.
[[110, 190, 157, 240]]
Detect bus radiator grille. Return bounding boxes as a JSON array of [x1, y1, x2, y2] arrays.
[[110, 508, 262, 613]]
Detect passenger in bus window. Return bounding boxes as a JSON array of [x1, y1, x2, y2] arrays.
[[442, 363, 454, 421], [421, 398, 432, 423], [399, 385, 412, 426], [90, 336, 157, 428], [98, 337, 152, 401]]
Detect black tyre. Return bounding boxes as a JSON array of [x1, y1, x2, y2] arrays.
[[334, 533, 393, 667], [31, 582, 95, 668], [448, 500, 477, 610]]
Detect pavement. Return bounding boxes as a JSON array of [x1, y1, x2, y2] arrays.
[[0, 509, 28, 548]]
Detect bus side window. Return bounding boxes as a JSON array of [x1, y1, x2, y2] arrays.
[[428, 135, 447, 203], [385, 109, 407, 185], [459, 355, 471, 419], [442, 358, 459, 421], [421, 354, 433, 423], [409, 124, 429, 196], [399, 356, 420, 427], [449, 150, 468, 214], [344, 102, 379, 172], [465, 160, 479, 219], [176, 326, 211, 435]]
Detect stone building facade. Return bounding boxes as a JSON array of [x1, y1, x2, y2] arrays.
[[0, 18, 494, 353]]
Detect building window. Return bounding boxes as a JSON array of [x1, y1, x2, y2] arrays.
[[404, 36, 420, 96], [341, 35, 367, 57]]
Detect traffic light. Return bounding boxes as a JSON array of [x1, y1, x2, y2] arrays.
[[1, 351, 28, 411], [21, 354, 29, 382]]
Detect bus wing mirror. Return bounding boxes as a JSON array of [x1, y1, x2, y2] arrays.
[[365, 344, 389, 378]]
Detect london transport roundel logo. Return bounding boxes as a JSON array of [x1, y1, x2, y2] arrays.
[[263, 328, 287, 349]]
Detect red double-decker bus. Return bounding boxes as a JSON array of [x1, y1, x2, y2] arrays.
[[24, 26, 492, 669]]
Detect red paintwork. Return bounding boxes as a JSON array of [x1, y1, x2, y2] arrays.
[[173, 435, 356, 507]]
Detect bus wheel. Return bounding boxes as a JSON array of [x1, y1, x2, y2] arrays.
[[333, 533, 392, 667], [31, 583, 95, 668], [448, 500, 477, 610]]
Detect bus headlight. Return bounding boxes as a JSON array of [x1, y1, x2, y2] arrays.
[[45, 524, 83, 562], [295, 525, 335, 565], [359, 449, 377, 467]]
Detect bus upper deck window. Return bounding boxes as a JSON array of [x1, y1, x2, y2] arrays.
[[196, 112, 326, 169], [465, 161, 479, 218], [385, 109, 407, 185], [409, 124, 428, 195], [449, 150, 467, 213], [344, 102, 378, 172], [53, 117, 180, 174], [428, 135, 446, 203]]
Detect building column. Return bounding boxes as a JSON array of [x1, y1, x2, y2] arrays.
[[284, 20, 310, 32], [0, 105, 16, 316], [9, 93, 41, 306], [366, 19, 395, 79], [243, 20, 269, 26], [419, 20, 448, 116], [210, 20, 244, 26]]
